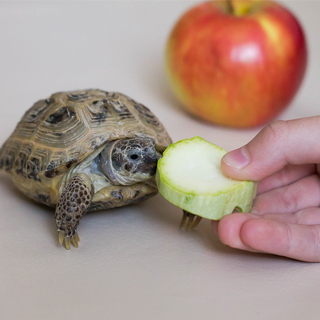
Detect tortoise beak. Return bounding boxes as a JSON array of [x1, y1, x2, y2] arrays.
[[144, 152, 160, 176], [155, 151, 162, 161]]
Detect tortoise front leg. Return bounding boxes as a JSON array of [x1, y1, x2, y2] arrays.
[[179, 210, 202, 230], [55, 173, 94, 250]]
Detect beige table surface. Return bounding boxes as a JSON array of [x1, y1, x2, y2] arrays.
[[1, 1, 320, 319]]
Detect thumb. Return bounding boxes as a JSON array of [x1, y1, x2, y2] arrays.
[[221, 117, 320, 181]]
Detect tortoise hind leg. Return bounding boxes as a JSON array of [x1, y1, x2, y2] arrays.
[[55, 173, 94, 249]]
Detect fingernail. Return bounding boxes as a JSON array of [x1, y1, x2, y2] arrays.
[[223, 147, 250, 169], [249, 207, 259, 215]]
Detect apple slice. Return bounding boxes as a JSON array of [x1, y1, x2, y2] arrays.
[[156, 137, 257, 221]]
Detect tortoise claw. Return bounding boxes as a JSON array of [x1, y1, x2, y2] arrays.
[[180, 210, 202, 230], [57, 231, 80, 249], [58, 230, 64, 245], [71, 232, 80, 248], [65, 237, 71, 250]]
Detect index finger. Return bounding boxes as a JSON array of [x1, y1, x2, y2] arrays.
[[221, 116, 320, 181]]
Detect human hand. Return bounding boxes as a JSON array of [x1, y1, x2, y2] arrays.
[[212, 117, 320, 262]]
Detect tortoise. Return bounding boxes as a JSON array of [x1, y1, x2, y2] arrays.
[[0, 89, 172, 249]]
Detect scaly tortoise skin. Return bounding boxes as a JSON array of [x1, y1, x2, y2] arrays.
[[0, 89, 172, 249]]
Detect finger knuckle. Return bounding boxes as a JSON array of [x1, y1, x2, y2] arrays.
[[276, 166, 291, 188], [285, 224, 293, 252], [310, 225, 320, 262], [263, 120, 288, 145], [281, 186, 299, 214]]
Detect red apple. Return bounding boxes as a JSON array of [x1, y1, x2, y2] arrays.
[[166, 0, 307, 128]]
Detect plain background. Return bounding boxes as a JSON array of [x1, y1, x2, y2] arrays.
[[1, 1, 320, 319]]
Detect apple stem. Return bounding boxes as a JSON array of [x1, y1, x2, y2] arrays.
[[226, 0, 234, 15]]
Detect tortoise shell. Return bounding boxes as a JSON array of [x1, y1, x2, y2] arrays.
[[0, 89, 172, 206]]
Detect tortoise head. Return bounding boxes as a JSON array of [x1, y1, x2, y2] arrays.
[[99, 137, 161, 185]]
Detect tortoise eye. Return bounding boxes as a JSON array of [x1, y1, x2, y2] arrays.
[[130, 154, 139, 160], [45, 107, 75, 125], [128, 149, 141, 161]]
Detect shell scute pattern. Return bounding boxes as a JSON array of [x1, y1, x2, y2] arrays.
[[23, 99, 51, 124], [37, 193, 51, 204], [0, 143, 19, 171], [44, 106, 76, 126], [87, 100, 110, 123], [67, 92, 90, 102], [0, 89, 171, 194], [131, 99, 160, 127], [25, 157, 41, 181], [107, 99, 134, 120]]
